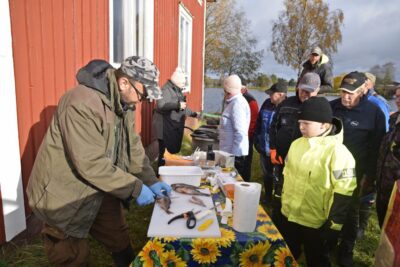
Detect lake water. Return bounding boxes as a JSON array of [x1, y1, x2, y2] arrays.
[[203, 88, 397, 113]]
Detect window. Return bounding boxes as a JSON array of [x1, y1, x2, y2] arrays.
[[178, 5, 193, 92], [109, 0, 154, 66]]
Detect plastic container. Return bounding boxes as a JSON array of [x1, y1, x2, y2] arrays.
[[214, 150, 235, 167], [159, 166, 204, 186]]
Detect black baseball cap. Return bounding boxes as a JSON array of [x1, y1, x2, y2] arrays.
[[265, 82, 288, 95], [339, 71, 367, 93]]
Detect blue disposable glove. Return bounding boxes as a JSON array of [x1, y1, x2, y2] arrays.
[[136, 185, 155, 206], [149, 182, 172, 197]]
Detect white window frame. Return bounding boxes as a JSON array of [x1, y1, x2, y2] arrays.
[[109, 0, 154, 67], [178, 4, 193, 92]]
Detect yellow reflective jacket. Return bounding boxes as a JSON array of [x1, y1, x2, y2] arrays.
[[281, 118, 357, 229]]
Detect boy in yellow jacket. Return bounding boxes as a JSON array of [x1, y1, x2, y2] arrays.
[[280, 97, 357, 267]]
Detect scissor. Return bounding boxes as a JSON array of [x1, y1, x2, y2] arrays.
[[167, 210, 197, 229]]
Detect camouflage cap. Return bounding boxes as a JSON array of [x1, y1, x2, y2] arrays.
[[119, 56, 162, 101]]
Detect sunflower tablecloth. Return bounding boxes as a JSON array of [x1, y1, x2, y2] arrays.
[[132, 182, 297, 267]]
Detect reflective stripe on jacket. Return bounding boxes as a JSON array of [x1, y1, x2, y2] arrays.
[[281, 118, 357, 229]]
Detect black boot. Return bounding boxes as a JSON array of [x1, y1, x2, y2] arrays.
[[111, 244, 135, 267], [338, 242, 354, 267]]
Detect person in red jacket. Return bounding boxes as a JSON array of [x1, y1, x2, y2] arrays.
[[240, 83, 259, 181]]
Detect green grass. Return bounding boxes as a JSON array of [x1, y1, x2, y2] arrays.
[[0, 144, 380, 266]]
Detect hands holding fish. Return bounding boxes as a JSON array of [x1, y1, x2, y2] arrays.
[[136, 184, 155, 206], [150, 181, 172, 196], [136, 182, 172, 206]]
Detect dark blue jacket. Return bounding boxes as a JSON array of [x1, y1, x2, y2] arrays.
[[330, 96, 386, 181], [254, 98, 276, 155]]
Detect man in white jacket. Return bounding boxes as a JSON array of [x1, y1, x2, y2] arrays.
[[219, 74, 250, 178]]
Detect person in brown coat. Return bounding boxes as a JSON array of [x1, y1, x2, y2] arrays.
[[27, 56, 171, 267]]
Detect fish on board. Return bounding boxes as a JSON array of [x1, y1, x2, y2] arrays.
[[189, 195, 207, 207], [171, 183, 203, 190], [171, 183, 210, 196], [156, 191, 173, 214]]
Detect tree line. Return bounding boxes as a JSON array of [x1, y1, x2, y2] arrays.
[[205, 73, 296, 89]]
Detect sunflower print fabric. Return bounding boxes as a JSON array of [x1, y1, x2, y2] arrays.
[[133, 182, 297, 267]]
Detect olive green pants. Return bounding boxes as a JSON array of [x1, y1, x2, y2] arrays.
[[42, 195, 131, 267]]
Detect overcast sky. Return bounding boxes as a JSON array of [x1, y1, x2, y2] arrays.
[[236, 0, 400, 81]]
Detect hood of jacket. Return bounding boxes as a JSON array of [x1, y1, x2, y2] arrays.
[[76, 59, 126, 115], [307, 117, 344, 146], [303, 54, 330, 69], [76, 59, 113, 98]]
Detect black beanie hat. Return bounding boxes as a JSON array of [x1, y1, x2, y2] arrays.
[[299, 97, 332, 123]]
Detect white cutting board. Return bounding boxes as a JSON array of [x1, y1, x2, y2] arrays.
[[147, 188, 221, 238]]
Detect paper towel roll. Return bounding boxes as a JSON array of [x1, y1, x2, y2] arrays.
[[233, 182, 261, 232]]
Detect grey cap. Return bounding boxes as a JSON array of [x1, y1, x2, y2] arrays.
[[298, 72, 321, 92], [310, 46, 322, 56], [119, 56, 162, 101]]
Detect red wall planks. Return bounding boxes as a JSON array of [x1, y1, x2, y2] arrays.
[[8, 0, 109, 222], [3, 0, 205, 244]]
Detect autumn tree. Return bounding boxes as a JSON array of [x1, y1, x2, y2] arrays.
[[205, 0, 264, 81], [254, 73, 271, 88], [333, 73, 346, 92], [288, 78, 296, 86], [270, 0, 344, 76], [270, 74, 278, 84], [369, 62, 396, 85]]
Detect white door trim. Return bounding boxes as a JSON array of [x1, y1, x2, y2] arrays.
[[0, 0, 27, 241]]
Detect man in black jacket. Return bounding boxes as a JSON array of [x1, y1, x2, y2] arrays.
[[330, 71, 386, 267], [298, 46, 333, 93]]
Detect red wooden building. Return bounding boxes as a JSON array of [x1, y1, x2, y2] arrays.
[[0, 0, 208, 244]]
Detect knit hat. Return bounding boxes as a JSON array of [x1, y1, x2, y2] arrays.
[[119, 56, 162, 101], [265, 82, 288, 94], [171, 67, 186, 88], [298, 72, 321, 92], [364, 72, 376, 85], [339, 71, 366, 93], [224, 75, 242, 94], [298, 97, 333, 123], [310, 46, 322, 56]]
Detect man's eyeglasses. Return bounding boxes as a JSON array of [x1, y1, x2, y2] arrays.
[[131, 82, 147, 101]]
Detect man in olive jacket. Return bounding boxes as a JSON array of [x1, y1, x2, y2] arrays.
[[298, 46, 333, 94], [27, 56, 171, 267]]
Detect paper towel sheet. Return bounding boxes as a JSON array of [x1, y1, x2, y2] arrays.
[[233, 182, 261, 232]]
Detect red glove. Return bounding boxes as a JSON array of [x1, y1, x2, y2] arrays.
[[270, 149, 283, 165]]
